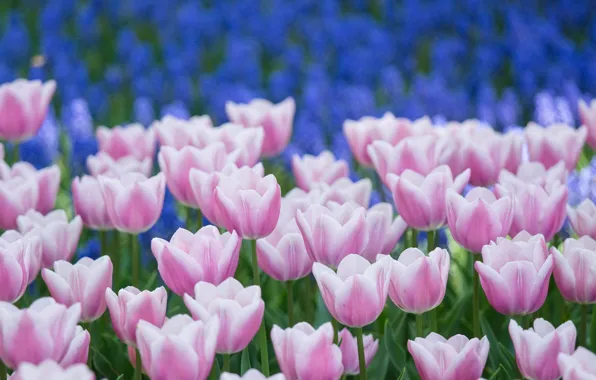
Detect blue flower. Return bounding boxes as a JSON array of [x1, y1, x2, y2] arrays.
[[76, 238, 101, 261], [20, 108, 60, 169]]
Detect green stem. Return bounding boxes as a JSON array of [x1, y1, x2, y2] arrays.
[[408, 228, 418, 249], [305, 276, 313, 324], [131, 233, 140, 288], [429, 309, 438, 333], [287, 280, 294, 327], [473, 254, 481, 338], [580, 304, 588, 348], [355, 327, 368, 380], [416, 314, 424, 337], [590, 304, 596, 350], [223, 353, 231, 372], [135, 348, 142, 380], [374, 171, 387, 203], [0, 360, 7, 380], [427, 230, 436, 252], [250, 239, 269, 376], [332, 318, 340, 345], [11, 142, 19, 164], [196, 208, 203, 230]]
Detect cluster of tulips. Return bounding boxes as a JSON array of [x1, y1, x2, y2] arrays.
[[2, 78, 596, 380]]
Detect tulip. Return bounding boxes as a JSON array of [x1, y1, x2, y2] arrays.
[[446, 187, 514, 253], [498, 161, 568, 191], [385, 247, 450, 313], [579, 99, 596, 149], [17, 210, 82, 268], [387, 165, 470, 230], [0, 230, 41, 284], [368, 135, 440, 186], [509, 318, 576, 380], [86, 151, 152, 178], [10, 361, 95, 380], [96, 123, 156, 160], [408, 333, 490, 380], [214, 166, 281, 239], [184, 278, 264, 354], [525, 123, 587, 170], [151, 226, 241, 296], [0, 161, 60, 214], [0, 298, 85, 369], [220, 370, 286, 380], [291, 151, 349, 191], [0, 238, 30, 303], [42, 256, 113, 322], [310, 178, 373, 208], [558, 347, 596, 380], [158, 143, 230, 207], [136, 315, 219, 380], [313, 254, 391, 327], [153, 114, 213, 149], [271, 322, 344, 380], [0, 176, 38, 230], [226, 97, 295, 157], [552, 236, 596, 303], [0, 79, 56, 142], [72, 176, 113, 230], [475, 232, 552, 315], [198, 124, 264, 167], [296, 203, 369, 267], [338, 328, 378, 375], [567, 199, 596, 239], [98, 172, 166, 234], [105, 286, 167, 346]]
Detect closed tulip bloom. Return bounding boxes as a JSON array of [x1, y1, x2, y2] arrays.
[[153, 114, 213, 149], [151, 226, 241, 295], [198, 124, 264, 167], [86, 151, 152, 178], [214, 166, 281, 239], [72, 176, 113, 230], [385, 247, 450, 314], [475, 232, 552, 315], [0, 176, 38, 230], [552, 236, 596, 303], [558, 347, 596, 380], [60, 325, 91, 368], [220, 369, 286, 380], [17, 210, 82, 268], [310, 178, 373, 208], [184, 278, 264, 354], [292, 151, 349, 191], [509, 318, 576, 380], [96, 123, 156, 160], [498, 161, 568, 191], [98, 172, 166, 233], [567, 199, 596, 239], [10, 361, 95, 380], [0, 238, 30, 303], [296, 203, 368, 266], [387, 166, 470, 230], [1, 161, 61, 214], [368, 135, 440, 186], [226, 97, 295, 157], [136, 315, 219, 380], [579, 99, 596, 149], [339, 328, 378, 375], [0, 79, 56, 142], [42, 256, 113, 322], [525, 123, 587, 170], [158, 143, 229, 207], [0, 231, 41, 284], [0, 298, 83, 369], [313, 254, 391, 327], [408, 333, 490, 380], [105, 286, 167, 346], [271, 322, 343, 380], [446, 187, 514, 253]]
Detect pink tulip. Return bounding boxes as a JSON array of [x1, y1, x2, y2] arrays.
[[498, 161, 568, 191], [525, 123, 587, 170], [558, 347, 596, 380], [509, 318, 576, 380], [189, 163, 264, 226], [0, 231, 41, 285], [0, 238, 30, 303], [153, 114, 213, 149], [10, 361, 95, 380], [475, 232, 552, 315], [220, 370, 286, 380], [387, 165, 470, 230], [226, 97, 295, 157], [105, 286, 167, 346], [0, 161, 61, 214], [385, 247, 450, 314], [0, 175, 38, 230], [60, 325, 91, 368], [17, 210, 82, 268], [198, 124, 264, 167], [338, 328, 378, 375], [446, 187, 514, 253], [86, 151, 152, 178], [310, 178, 373, 208], [368, 135, 441, 185], [296, 203, 369, 267], [96, 123, 156, 160], [72, 176, 113, 230], [136, 315, 219, 380], [214, 166, 281, 239], [98, 172, 165, 233], [292, 151, 349, 191], [0, 79, 56, 142], [579, 99, 596, 149], [271, 322, 344, 380], [567, 199, 596, 239], [0, 298, 85, 369], [552, 236, 596, 304], [184, 278, 264, 354], [42, 256, 113, 322], [495, 180, 567, 242], [151, 226, 241, 295], [408, 333, 490, 380], [313, 254, 391, 327], [343, 114, 433, 167], [158, 143, 230, 207]]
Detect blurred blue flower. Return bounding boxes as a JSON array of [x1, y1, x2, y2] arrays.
[[20, 108, 60, 169], [76, 238, 101, 261]]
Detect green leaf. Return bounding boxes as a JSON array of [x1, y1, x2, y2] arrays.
[[487, 365, 501, 380], [241, 348, 251, 375], [497, 342, 517, 376], [91, 345, 120, 379], [480, 315, 499, 372], [384, 313, 408, 372], [314, 291, 332, 327], [367, 340, 389, 380], [116, 376, 124, 380], [143, 270, 158, 290], [396, 366, 407, 380]]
